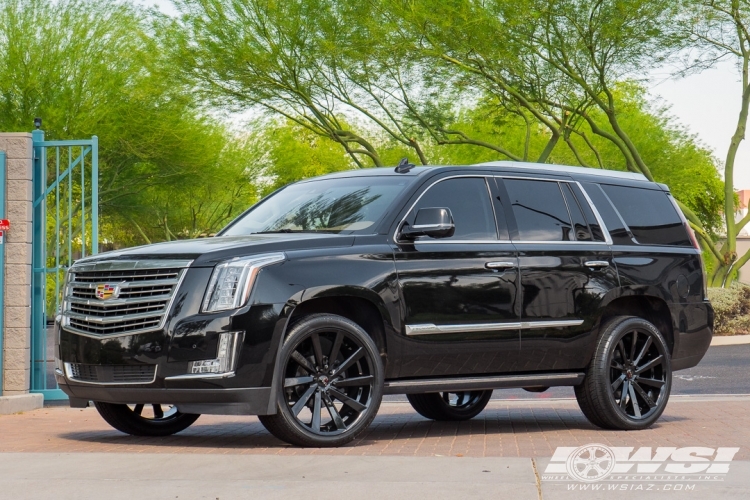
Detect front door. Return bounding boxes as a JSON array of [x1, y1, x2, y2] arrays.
[[393, 175, 521, 378], [498, 176, 618, 372]]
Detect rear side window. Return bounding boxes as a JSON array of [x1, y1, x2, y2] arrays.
[[600, 184, 691, 246], [580, 182, 632, 244], [561, 183, 592, 241], [504, 179, 573, 241]]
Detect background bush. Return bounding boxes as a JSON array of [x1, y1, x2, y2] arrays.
[[708, 284, 750, 335]]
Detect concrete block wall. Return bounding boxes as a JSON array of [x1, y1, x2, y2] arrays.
[[0, 133, 33, 395]]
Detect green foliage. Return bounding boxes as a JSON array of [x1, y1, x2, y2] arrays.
[[0, 0, 257, 246], [707, 283, 750, 335]]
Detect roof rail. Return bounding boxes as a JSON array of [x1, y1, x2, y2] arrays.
[[474, 161, 649, 181]]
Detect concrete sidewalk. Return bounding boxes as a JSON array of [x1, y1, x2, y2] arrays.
[[1, 453, 747, 499]]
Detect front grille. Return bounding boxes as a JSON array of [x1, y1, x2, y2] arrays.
[[66, 363, 156, 384], [62, 261, 190, 337]]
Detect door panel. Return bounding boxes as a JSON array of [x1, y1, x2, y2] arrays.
[[392, 176, 521, 378], [395, 242, 520, 377], [514, 245, 617, 371], [500, 177, 618, 371]]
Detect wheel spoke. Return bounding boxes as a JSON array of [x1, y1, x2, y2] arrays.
[[291, 350, 317, 373], [611, 373, 625, 391], [153, 404, 164, 419], [331, 347, 364, 377], [311, 333, 324, 366], [284, 376, 315, 388], [332, 375, 374, 388], [329, 331, 344, 365], [611, 360, 624, 370], [635, 355, 664, 375], [323, 393, 346, 430], [291, 385, 317, 416], [133, 404, 144, 416], [329, 388, 367, 412], [628, 383, 641, 417], [629, 331, 638, 362], [633, 337, 653, 366], [636, 376, 665, 388], [619, 380, 630, 409], [617, 340, 628, 363], [632, 381, 657, 408], [311, 390, 322, 432]]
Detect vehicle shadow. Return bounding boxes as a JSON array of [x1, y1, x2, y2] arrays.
[[56, 407, 688, 451]]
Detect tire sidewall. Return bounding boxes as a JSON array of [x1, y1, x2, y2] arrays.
[[274, 314, 384, 446], [594, 317, 672, 429]]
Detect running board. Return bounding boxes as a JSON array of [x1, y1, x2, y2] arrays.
[[383, 372, 585, 395]]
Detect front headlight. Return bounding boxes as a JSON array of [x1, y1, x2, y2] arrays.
[[201, 253, 285, 313]]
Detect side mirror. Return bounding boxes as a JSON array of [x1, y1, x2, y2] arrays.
[[399, 207, 455, 240]]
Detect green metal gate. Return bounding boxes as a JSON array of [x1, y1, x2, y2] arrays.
[[31, 128, 98, 400]]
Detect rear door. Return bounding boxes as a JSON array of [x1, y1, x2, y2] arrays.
[[392, 175, 521, 378], [498, 176, 619, 371]]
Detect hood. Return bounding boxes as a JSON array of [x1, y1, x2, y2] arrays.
[[75, 233, 356, 267]]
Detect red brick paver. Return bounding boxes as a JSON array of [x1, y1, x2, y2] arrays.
[[1, 399, 747, 458]]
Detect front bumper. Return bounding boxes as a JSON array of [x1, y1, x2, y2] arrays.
[[57, 380, 274, 415], [55, 299, 290, 415]]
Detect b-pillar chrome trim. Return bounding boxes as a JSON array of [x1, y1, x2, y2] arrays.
[[405, 319, 584, 336]]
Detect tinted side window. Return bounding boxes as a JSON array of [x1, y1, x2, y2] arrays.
[[562, 183, 592, 241], [412, 177, 497, 240], [570, 183, 605, 241], [505, 179, 572, 241], [600, 184, 691, 246], [581, 182, 632, 244]]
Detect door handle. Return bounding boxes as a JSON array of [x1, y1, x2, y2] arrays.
[[584, 260, 610, 268], [485, 261, 515, 270]]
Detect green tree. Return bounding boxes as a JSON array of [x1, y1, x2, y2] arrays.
[[0, 0, 256, 247]]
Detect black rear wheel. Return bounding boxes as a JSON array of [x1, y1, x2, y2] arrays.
[[575, 316, 671, 430], [407, 390, 492, 421], [94, 402, 200, 436]]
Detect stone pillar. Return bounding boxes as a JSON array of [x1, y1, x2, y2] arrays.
[[0, 133, 33, 396]]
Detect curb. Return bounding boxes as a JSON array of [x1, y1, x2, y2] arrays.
[[711, 334, 750, 346], [0, 394, 44, 415]]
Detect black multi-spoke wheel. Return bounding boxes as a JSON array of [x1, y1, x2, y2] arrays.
[[575, 316, 672, 430], [407, 390, 492, 421], [94, 401, 200, 436], [259, 314, 384, 447]]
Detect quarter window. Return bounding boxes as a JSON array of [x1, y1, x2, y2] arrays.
[[504, 179, 573, 241], [600, 184, 691, 246], [411, 177, 497, 240]]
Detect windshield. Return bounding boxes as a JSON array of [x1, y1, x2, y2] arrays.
[[221, 176, 412, 235]]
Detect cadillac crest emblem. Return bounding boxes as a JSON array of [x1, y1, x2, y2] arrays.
[[95, 283, 119, 300]]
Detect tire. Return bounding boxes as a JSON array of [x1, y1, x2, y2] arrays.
[[575, 316, 672, 430], [259, 314, 384, 447], [407, 390, 492, 421], [94, 402, 200, 437]]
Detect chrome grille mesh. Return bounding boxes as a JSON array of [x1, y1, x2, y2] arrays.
[[62, 260, 191, 337]]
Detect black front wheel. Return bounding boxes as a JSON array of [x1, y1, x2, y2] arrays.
[[94, 402, 200, 436], [575, 316, 672, 430], [259, 314, 384, 447], [407, 390, 492, 421]]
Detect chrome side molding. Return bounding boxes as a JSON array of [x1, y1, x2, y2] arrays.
[[405, 319, 584, 336], [383, 372, 585, 394]]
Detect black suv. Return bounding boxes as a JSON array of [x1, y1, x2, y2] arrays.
[[55, 162, 713, 447]]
